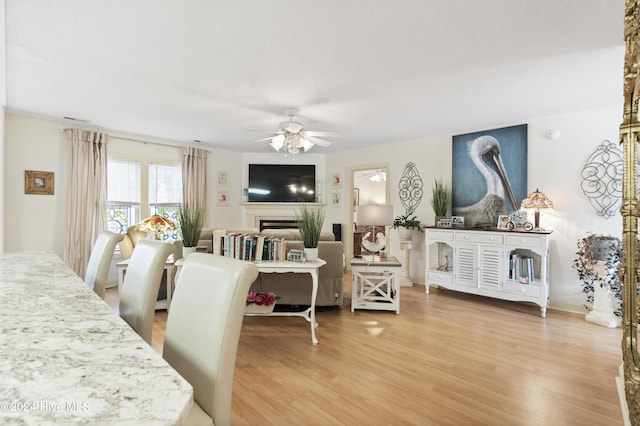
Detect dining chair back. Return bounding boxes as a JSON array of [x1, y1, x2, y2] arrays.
[[163, 253, 259, 426], [119, 239, 173, 344], [84, 231, 124, 299]]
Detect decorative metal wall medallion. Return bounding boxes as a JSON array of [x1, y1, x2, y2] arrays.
[[580, 140, 623, 219], [398, 162, 423, 214]]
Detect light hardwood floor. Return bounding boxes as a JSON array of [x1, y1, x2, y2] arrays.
[[106, 273, 624, 425]]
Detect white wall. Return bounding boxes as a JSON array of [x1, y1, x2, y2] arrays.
[[326, 104, 622, 313], [3, 104, 623, 313]]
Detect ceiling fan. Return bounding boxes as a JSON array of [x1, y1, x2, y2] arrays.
[[254, 108, 337, 155]]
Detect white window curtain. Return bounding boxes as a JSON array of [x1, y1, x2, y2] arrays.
[[64, 129, 108, 277], [181, 147, 208, 210]]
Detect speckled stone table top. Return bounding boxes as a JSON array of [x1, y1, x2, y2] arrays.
[[0, 251, 193, 425]]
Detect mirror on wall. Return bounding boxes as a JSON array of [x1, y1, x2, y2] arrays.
[[348, 165, 390, 263]]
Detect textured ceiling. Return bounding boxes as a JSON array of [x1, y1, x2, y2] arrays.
[[4, 1, 626, 153]]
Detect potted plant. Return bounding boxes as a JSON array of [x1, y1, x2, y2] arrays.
[[295, 203, 325, 261], [392, 212, 423, 240], [431, 178, 449, 224], [572, 233, 622, 326], [178, 204, 205, 257]]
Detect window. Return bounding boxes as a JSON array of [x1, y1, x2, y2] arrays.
[[107, 158, 182, 241]]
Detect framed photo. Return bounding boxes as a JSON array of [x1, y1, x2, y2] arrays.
[[25, 170, 54, 195], [331, 191, 342, 207], [217, 171, 228, 186], [497, 215, 510, 229], [452, 216, 465, 226], [437, 218, 452, 228], [332, 173, 342, 189], [353, 188, 359, 207], [217, 190, 229, 206]]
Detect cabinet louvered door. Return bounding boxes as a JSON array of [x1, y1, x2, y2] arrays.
[[478, 246, 503, 290], [455, 244, 476, 287]]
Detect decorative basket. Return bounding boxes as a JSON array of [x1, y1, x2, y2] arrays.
[[245, 303, 275, 314]]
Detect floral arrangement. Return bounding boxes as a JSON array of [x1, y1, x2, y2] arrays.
[[246, 291, 277, 307]]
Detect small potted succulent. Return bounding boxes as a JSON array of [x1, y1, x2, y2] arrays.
[[431, 178, 449, 224]]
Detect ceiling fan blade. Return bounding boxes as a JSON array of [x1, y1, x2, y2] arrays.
[[250, 136, 276, 143], [302, 130, 340, 138], [279, 120, 304, 133], [305, 135, 332, 147]]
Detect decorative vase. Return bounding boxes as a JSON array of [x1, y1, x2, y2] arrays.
[[304, 247, 318, 262], [182, 246, 197, 258], [397, 227, 413, 241]]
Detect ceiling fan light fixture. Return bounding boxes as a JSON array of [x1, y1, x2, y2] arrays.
[[270, 135, 285, 150], [301, 137, 314, 152]]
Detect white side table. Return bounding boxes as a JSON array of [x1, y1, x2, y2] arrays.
[[351, 256, 402, 314], [399, 239, 413, 286]]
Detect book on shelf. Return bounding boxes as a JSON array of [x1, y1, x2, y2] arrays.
[[508, 252, 535, 283]]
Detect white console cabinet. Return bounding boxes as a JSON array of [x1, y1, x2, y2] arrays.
[[425, 227, 551, 317]]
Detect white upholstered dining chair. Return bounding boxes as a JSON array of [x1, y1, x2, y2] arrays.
[[84, 230, 124, 299], [119, 238, 173, 345], [163, 253, 259, 426]]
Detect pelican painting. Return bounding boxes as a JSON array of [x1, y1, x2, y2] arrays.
[[451, 125, 527, 227]]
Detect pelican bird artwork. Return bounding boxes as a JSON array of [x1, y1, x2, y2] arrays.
[[452, 135, 519, 226]]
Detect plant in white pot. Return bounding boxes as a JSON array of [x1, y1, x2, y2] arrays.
[[431, 178, 449, 224], [296, 203, 325, 261], [178, 204, 205, 258], [572, 233, 622, 327], [392, 212, 423, 241]]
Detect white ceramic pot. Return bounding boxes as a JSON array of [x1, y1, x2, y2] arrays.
[[397, 227, 413, 241], [304, 247, 318, 262], [182, 246, 197, 258]]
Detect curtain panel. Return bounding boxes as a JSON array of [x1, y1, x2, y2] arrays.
[[182, 147, 208, 210], [64, 129, 108, 278]]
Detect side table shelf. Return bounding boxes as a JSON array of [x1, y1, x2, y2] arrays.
[[351, 256, 402, 314]]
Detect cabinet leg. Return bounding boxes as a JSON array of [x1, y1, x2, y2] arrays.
[[540, 306, 547, 318]]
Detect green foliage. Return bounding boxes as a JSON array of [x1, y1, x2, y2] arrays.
[[392, 213, 423, 232], [296, 203, 325, 248], [178, 204, 205, 247], [431, 178, 449, 217]]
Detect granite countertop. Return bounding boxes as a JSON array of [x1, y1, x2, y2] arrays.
[[0, 252, 193, 425]]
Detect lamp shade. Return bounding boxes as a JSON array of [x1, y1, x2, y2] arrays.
[[356, 205, 394, 226], [520, 189, 554, 210], [139, 215, 175, 239]]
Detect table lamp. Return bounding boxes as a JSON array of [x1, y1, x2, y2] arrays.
[[139, 215, 175, 240], [520, 189, 554, 231], [355, 205, 394, 260]]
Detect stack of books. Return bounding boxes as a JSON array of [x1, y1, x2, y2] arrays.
[[212, 230, 287, 261], [508, 252, 535, 283]]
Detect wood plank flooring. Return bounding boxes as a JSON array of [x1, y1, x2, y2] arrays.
[[106, 273, 624, 425]]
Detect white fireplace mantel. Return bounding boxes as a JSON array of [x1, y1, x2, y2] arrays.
[[243, 202, 325, 229]]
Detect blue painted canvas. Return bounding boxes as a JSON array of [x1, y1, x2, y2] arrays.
[[451, 124, 528, 227]]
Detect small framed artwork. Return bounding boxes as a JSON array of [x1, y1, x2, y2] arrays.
[[437, 218, 452, 228], [332, 173, 342, 189], [452, 216, 465, 226], [497, 215, 510, 229], [217, 190, 229, 206], [331, 191, 342, 207], [25, 170, 54, 195], [217, 171, 228, 186]]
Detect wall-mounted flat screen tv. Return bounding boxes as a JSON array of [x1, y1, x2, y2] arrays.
[[248, 164, 316, 202]]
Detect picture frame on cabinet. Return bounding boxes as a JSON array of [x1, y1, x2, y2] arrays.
[[497, 215, 510, 229]]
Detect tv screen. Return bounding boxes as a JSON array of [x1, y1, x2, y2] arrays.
[[248, 164, 316, 202]]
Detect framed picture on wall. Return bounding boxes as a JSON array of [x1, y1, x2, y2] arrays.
[[332, 173, 342, 189], [217, 190, 229, 206], [353, 188, 359, 207], [25, 170, 54, 195], [217, 171, 228, 186], [452, 124, 527, 227]]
